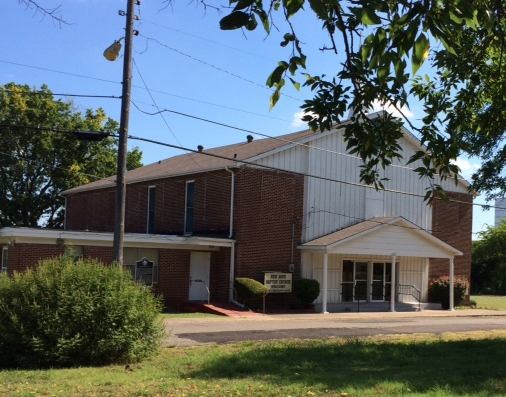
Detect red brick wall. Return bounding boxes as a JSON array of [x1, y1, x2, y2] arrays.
[[430, 191, 473, 302], [5, 243, 65, 275], [154, 248, 230, 310], [65, 170, 231, 236], [234, 169, 304, 308]]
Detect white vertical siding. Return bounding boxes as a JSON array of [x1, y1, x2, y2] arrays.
[[252, 128, 469, 242], [301, 253, 428, 303]]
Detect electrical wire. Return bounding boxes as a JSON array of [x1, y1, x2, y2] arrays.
[[132, 59, 231, 181], [0, 59, 293, 124], [129, 101, 468, 180], [138, 34, 303, 103], [0, 122, 494, 210], [1, 90, 121, 99], [142, 19, 277, 62]]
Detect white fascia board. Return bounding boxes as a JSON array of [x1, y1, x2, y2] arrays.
[[297, 216, 463, 257], [0, 228, 234, 249], [62, 166, 227, 196]]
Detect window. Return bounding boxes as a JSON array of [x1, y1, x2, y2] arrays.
[[147, 186, 156, 234], [123, 248, 159, 284], [1, 247, 8, 273], [185, 181, 195, 235]]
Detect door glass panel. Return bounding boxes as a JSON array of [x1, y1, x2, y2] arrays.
[[385, 263, 392, 282], [342, 283, 353, 302], [355, 281, 367, 300], [373, 262, 384, 278], [355, 262, 368, 280], [342, 260, 353, 282], [372, 280, 384, 300]]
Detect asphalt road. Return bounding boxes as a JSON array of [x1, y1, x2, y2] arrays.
[[164, 311, 506, 346]]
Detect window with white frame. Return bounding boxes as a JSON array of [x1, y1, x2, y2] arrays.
[[184, 181, 195, 235], [123, 248, 159, 284], [1, 247, 8, 273], [147, 186, 156, 234]]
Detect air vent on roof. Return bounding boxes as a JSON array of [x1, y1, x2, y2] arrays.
[[246, 135, 254, 143]]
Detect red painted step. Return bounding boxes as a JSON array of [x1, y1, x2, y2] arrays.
[[181, 301, 262, 317]]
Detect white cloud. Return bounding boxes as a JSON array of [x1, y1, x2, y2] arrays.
[[370, 100, 414, 119], [291, 110, 312, 130], [452, 158, 480, 172]]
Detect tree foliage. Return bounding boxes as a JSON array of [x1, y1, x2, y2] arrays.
[[0, 83, 143, 228], [472, 222, 506, 294], [218, 0, 506, 200]]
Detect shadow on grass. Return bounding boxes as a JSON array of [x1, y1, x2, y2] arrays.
[[189, 338, 506, 394]]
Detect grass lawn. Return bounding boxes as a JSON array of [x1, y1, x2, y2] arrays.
[[471, 295, 506, 310], [2, 331, 506, 396]]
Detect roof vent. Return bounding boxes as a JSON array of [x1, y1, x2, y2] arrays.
[[197, 145, 204, 152], [246, 135, 254, 143]]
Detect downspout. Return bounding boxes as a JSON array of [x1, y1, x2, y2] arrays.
[[225, 166, 243, 306]]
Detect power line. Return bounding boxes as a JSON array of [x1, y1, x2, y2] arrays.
[[129, 101, 468, 180], [0, 150, 116, 184], [0, 59, 293, 124], [2, 89, 121, 99], [143, 19, 277, 62], [132, 59, 231, 180], [0, 122, 492, 210], [124, 133, 491, 210], [138, 34, 303, 103]]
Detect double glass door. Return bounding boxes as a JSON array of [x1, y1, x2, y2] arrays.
[[342, 260, 392, 302]]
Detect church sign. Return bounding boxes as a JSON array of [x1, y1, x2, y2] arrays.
[[264, 272, 292, 293]]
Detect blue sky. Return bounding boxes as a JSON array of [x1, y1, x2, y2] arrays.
[[2, 0, 492, 237]]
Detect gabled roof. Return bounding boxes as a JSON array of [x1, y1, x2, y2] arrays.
[[299, 216, 463, 258], [62, 110, 471, 195], [62, 127, 324, 195]]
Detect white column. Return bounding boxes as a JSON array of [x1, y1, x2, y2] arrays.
[[390, 253, 397, 312], [322, 252, 329, 314], [449, 257, 455, 311]]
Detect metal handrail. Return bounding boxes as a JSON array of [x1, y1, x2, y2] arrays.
[[340, 283, 366, 312], [398, 284, 421, 311], [192, 279, 210, 305]]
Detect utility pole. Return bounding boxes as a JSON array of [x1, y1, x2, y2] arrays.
[[112, 0, 137, 266]]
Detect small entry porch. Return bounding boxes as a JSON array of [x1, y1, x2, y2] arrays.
[[299, 217, 463, 313]]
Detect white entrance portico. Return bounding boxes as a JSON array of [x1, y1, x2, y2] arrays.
[[299, 217, 462, 313]]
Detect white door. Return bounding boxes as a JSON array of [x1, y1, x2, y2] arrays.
[[189, 252, 210, 301]]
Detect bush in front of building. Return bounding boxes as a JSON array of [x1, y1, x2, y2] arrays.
[[234, 278, 269, 306], [294, 278, 320, 307], [0, 255, 164, 369], [428, 276, 467, 309]]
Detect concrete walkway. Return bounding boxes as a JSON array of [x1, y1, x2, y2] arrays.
[[163, 310, 506, 347]]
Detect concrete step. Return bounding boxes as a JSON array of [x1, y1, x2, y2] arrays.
[[315, 301, 442, 313]]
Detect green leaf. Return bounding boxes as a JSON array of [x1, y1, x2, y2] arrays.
[[245, 14, 258, 31], [411, 33, 429, 75], [349, 7, 382, 25], [219, 11, 250, 30], [233, 0, 255, 11], [266, 65, 287, 87], [270, 80, 285, 110], [284, 0, 305, 19], [402, 19, 420, 54], [308, 0, 328, 20], [289, 77, 300, 91], [253, 9, 270, 34]]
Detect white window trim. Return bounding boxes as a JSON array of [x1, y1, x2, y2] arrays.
[[184, 180, 195, 235], [147, 185, 156, 234], [1, 247, 8, 273]]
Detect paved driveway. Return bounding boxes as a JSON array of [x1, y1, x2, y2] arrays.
[[164, 310, 506, 346]]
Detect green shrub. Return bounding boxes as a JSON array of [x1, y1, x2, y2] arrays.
[[0, 255, 164, 369], [428, 276, 467, 309], [234, 278, 269, 303], [294, 278, 320, 306]]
